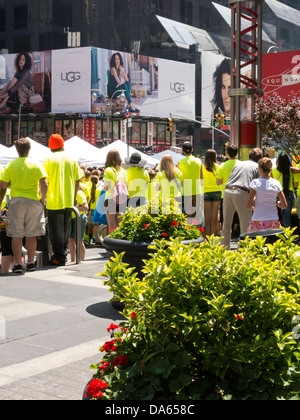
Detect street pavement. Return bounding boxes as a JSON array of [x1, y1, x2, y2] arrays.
[[0, 245, 123, 401]]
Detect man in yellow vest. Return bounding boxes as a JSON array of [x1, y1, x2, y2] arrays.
[[0, 138, 48, 273], [178, 142, 203, 226], [43, 134, 81, 266]]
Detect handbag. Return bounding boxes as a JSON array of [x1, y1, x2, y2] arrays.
[[0, 195, 10, 229], [112, 168, 129, 205], [0, 205, 8, 229]]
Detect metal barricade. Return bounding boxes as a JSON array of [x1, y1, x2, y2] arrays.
[[71, 206, 82, 264]]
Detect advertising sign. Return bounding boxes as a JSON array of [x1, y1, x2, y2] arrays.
[[262, 50, 300, 97], [84, 118, 96, 145], [0, 50, 51, 118], [121, 119, 127, 143], [51, 47, 92, 113], [0, 46, 195, 120], [93, 48, 195, 120], [201, 51, 252, 127]]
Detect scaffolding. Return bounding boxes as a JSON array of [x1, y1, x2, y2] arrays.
[[229, 0, 265, 153]]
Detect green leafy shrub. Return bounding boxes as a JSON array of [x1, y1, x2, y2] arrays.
[[89, 229, 300, 400], [109, 200, 204, 243]]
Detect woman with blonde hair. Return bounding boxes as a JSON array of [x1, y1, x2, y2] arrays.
[[103, 149, 128, 231], [156, 155, 183, 211], [202, 149, 222, 237]]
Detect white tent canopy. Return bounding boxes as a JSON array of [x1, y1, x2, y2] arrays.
[[0, 144, 13, 166], [0, 136, 160, 168], [151, 149, 184, 165], [64, 136, 105, 167], [0, 138, 51, 166], [98, 140, 159, 168], [64, 137, 159, 168]]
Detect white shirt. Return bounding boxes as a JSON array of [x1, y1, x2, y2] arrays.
[[250, 177, 282, 221]]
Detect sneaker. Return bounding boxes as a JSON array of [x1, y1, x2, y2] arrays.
[[26, 262, 36, 272], [49, 258, 65, 267], [12, 264, 23, 274]]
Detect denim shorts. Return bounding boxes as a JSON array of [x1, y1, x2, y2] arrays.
[[70, 214, 87, 241], [204, 191, 222, 202]]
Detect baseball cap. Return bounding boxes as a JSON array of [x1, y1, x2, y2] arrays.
[[182, 141, 193, 154]]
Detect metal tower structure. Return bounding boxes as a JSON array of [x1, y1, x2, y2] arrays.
[[229, 0, 265, 158]]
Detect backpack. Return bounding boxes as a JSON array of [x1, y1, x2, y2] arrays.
[[112, 169, 129, 205]]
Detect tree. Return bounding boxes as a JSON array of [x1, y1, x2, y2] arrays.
[[254, 91, 300, 163]]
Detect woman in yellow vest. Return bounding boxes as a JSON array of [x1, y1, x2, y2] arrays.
[[202, 149, 222, 237], [156, 155, 183, 213]]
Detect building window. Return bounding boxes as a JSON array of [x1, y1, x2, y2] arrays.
[[0, 9, 6, 32], [14, 35, 30, 53], [53, 0, 71, 26], [130, 122, 147, 145], [14, 5, 28, 30], [153, 123, 171, 146], [12, 119, 47, 143]]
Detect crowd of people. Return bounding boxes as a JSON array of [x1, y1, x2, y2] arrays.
[[0, 135, 300, 274]]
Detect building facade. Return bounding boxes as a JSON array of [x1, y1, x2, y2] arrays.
[[0, 1, 299, 56]]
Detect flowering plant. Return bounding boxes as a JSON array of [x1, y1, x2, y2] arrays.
[[109, 199, 204, 243], [254, 91, 300, 163], [87, 229, 300, 400]]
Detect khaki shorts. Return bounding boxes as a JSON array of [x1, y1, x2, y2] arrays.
[[6, 197, 46, 238]]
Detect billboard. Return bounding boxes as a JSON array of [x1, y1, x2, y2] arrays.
[[0, 50, 51, 115], [92, 48, 195, 120], [51, 47, 92, 113], [0, 47, 195, 120], [201, 51, 252, 127], [262, 50, 300, 97]]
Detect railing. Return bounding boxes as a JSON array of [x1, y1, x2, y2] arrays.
[[71, 206, 82, 264]]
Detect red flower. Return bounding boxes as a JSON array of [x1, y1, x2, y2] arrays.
[[171, 221, 178, 227], [85, 379, 108, 399], [197, 227, 204, 233], [106, 323, 119, 332], [162, 232, 168, 237], [101, 340, 118, 352], [99, 361, 110, 371], [236, 315, 243, 320], [113, 354, 129, 367], [131, 312, 137, 319], [144, 224, 149, 228]]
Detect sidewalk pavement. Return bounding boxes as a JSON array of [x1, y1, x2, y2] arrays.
[[0, 246, 124, 401]]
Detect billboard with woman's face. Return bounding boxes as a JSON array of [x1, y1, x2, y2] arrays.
[[201, 51, 252, 126], [0, 50, 52, 116]]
